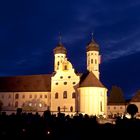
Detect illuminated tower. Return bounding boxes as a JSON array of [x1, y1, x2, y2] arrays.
[[86, 34, 101, 79], [78, 36, 107, 117], [53, 35, 67, 72]]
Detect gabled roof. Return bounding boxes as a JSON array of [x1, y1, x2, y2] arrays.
[[79, 71, 105, 88], [0, 74, 52, 92], [131, 90, 140, 102]]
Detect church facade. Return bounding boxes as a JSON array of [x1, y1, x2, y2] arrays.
[[0, 38, 108, 116]]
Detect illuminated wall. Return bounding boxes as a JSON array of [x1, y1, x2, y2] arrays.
[[78, 87, 107, 116], [0, 92, 50, 110], [51, 56, 80, 112]]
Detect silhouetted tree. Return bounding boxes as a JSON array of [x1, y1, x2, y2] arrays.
[[127, 104, 138, 119]]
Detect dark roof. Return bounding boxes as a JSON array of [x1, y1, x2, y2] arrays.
[[53, 43, 67, 54], [131, 90, 140, 102], [79, 71, 105, 88], [0, 74, 52, 92], [86, 40, 99, 52], [107, 86, 126, 105]]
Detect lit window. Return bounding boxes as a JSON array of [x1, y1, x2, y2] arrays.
[[72, 92, 76, 98], [64, 82, 67, 85], [55, 93, 58, 99], [63, 91, 67, 99], [39, 103, 42, 107], [15, 94, 19, 99], [29, 103, 32, 106]]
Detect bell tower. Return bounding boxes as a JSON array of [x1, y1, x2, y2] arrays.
[[86, 34, 101, 79], [53, 35, 67, 72]]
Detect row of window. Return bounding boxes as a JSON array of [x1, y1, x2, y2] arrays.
[[55, 92, 76, 99], [0, 94, 48, 99], [88, 59, 97, 65], [57, 106, 73, 112], [88, 53, 97, 56], [13, 101, 48, 108], [15, 94, 48, 99], [108, 106, 123, 110], [55, 82, 76, 85]]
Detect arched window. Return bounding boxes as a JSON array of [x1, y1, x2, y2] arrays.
[[15, 94, 19, 99], [55, 93, 58, 99], [63, 91, 67, 99], [64, 65, 67, 70], [15, 101, 18, 107], [58, 106, 61, 112], [91, 59, 93, 64], [57, 61, 60, 65], [72, 92, 76, 98], [100, 101, 102, 112], [95, 59, 97, 64], [70, 106, 73, 112]]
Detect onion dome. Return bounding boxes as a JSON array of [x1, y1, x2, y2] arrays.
[[86, 33, 99, 52], [53, 34, 67, 54], [53, 42, 67, 54]]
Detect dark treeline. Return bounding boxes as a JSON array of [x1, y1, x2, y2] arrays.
[[0, 109, 139, 139]]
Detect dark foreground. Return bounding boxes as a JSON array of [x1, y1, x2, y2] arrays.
[[0, 110, 139, 139]]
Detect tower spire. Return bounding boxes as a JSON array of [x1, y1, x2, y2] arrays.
[[58, 32, 62, 45], [91, 32, 94, 42]]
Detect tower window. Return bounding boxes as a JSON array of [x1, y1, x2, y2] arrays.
[[57, 61, 60, 65], [68, 76, 71, 78], [91, 59, 93, 64], [95, 59, 97, 64], [55, 92, 58, 99], [56, 82, 58, 85], [60, 76, 63, 79], [63, 91, 67, 99]]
